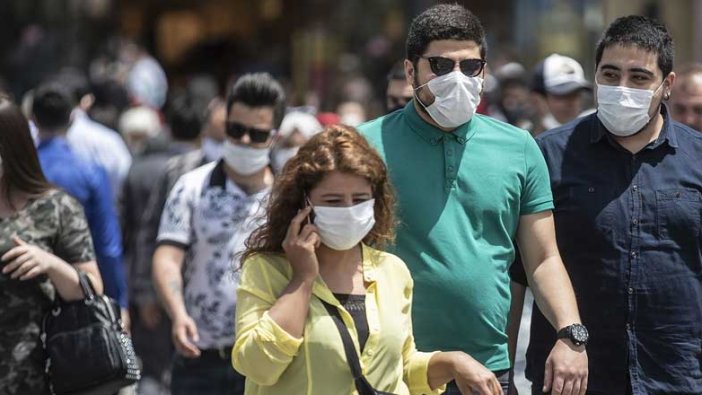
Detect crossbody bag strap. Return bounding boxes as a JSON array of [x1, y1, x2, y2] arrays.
[[321, 300, 364, 379]]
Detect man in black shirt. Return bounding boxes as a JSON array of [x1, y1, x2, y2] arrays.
[[510, 15, 702, 395]]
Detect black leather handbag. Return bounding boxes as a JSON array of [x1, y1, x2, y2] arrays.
[[41, 270, 140, 395], [321, 300, 397, 395]]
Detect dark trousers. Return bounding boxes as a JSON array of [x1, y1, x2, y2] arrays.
[[443, 369, 512, 395], [171, 350, 245, 395]]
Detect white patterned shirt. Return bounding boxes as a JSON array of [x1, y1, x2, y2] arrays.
[[157, 160, 269, 349]]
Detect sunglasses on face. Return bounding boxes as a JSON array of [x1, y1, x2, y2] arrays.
[[420, 56, 486, 77], [225, 121, 273, 144]]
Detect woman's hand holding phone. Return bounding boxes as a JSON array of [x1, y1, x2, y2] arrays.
[[282, 206, 321, 281]]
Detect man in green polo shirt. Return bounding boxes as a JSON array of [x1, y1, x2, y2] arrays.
[[359, 4, 588, 395]]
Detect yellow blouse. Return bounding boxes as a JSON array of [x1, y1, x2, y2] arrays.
[[232, 244, 444, 395]]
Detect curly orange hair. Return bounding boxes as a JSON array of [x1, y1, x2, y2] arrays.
[[241, 124, 396, 263]]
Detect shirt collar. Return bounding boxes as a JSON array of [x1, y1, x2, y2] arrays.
[[403, 100, 476, 146], [208, 160, 227, 188], [37, 136, 70, 150], [590, 103, 678, 149]]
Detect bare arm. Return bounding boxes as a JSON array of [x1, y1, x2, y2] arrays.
[[152, 244, 201, 358], [516, 211, 579, 330], [152, 244, 186, 320], [427, 352, 501, 395], [517, 211, 588, 395], [2, 238, 103, 301]]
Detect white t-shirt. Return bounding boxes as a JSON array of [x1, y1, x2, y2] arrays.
[[157, 160, 269, 349]]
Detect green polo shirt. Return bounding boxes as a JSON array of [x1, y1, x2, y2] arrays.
[[358, 103, 553, 371]]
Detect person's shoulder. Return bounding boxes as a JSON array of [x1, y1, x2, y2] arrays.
[[179, 160, 217, 183], [41, 189, 84, 216], [473, 114, 534, 147], [671, 121, 702, 143], [474, 113, 528, 135], [364, 245, 412, 280], [535, 113, 594, 147], [358, 111, 403, 135], [241, 252, 292, 284]]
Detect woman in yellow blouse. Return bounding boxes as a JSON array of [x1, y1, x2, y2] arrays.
[[232, 125, 502, 395]]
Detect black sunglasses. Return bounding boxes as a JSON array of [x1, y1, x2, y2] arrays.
[[420, 56, 486, 77], [225, 121, 273, 144]]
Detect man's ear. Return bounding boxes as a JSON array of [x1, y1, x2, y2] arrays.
[[664, 72, 676, 100], [404, 59, 415, 88]]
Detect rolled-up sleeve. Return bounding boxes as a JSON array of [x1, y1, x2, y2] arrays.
[[401, 279, 445, 395], [232, 256, 303, 386]]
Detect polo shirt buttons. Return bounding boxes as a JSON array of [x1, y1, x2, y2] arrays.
[[448, 165, 454, 172], [457, 137, 466, 144], [628, 287, 634, 295], [447, 149, 453, 156]]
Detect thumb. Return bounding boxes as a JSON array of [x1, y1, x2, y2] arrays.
[[543, 357, 553, 392], [12, 236, 27, 246], [187, 320, 200, 342]]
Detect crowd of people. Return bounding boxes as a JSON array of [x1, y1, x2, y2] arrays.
[[0, 3, 701, 395]]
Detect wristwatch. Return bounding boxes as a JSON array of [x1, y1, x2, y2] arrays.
[[557, 323, 589, 347]]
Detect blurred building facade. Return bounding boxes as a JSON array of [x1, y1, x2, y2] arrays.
[[0, 0, 699, 115]]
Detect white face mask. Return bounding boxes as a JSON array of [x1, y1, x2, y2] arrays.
[[272, 147, 298, 173], [596, 82, 663, 137], [202, 137, 224, 162], [313, 199, 376, 251], [415, 71, 483, 128], [222, 140, 270, 176]]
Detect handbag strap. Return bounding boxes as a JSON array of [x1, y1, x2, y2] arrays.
[[75, 268, 97, 301]]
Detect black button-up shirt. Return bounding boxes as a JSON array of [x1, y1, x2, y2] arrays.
[[511, 106, 702, 394]]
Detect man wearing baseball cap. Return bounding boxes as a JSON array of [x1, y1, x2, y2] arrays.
[[531, 54, 592, 134]]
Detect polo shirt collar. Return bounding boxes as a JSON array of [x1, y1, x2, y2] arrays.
[[590, 104, 678, 149], [403, 100, 477, 146], [208, 160, 227, 188]]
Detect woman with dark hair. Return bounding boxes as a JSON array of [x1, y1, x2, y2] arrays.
[[0, 97, 103, 394], [232, 125, 502, 394]]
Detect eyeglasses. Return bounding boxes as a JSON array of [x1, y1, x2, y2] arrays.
[[420, 56, 486, 77], [225, 121, 273, 144]]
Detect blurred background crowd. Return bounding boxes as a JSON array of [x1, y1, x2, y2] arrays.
[[1, 1, 701, 394]]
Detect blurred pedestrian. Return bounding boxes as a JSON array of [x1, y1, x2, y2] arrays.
[[531, 54, 592, 135], [670, 63, 702, 131], [510, 16, 702, 395], [0, 96, 103, 395], [124, 93, 208, 395], [33, 83, 129, 326], [58, 70, 133, 203], [152, 73, 283, 395], [358, 4, 588, 394], [271, 110, 322, 173], [386, 60, 414, 113], [233, 124, 503, 394]]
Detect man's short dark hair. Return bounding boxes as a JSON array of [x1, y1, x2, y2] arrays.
[[32, 83, 73, 130], [167, 91, 204, 141], [595, 15, 674, 78], [226, 73, 286, 129], [406, 4, 487, 62]]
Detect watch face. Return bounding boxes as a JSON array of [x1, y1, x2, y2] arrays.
[[571, 325, 589, 343]]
